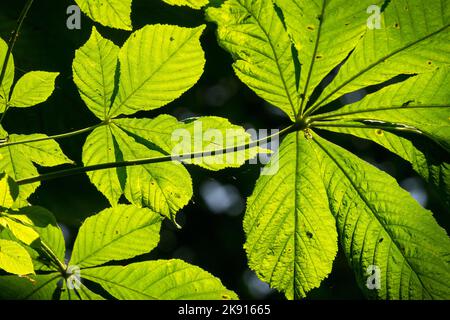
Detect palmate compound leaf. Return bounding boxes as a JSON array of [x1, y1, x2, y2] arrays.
[[76, 26, 265, 216], [69, 205, 163, 268], [0, 205, 238, 300], [74, 0, 132, 30], [210, 0, 450, 299], [0, 134, 73, 204], [81, 259, 238, 300], [162, 0, 209, 9]]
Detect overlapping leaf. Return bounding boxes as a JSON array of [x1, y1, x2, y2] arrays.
[[115, 115, 268, 170], [0, 239, 34, 275], [316, 67, 450, 151], [74, 0, 132, 30]]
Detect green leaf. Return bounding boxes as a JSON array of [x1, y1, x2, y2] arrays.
[[315, 67, 450, 152], [73, 27, 120, 120], [0, 37, 14, 110], [273, 0, 383, 111], [8, 71, 59, 108], [70, 205, 163, 268], [82, 259, 238, 300], [111, 125, 193, 221], [0, 172, 18, 208], [82, 125, 124, 205], [311, 133, 450, 299], [0, 134, 73, 202], [114, 114, 268, 170], [245, 132, 338, 299], [162, 0, 209, 9], [0, 239, 34, 275], [314, 0, 450, 109], [206, 0, 300, 121], [18, 206, 66, 269], [74, 0, 132, 30], [110, 24, 206, 117], [0, 273, 60, 300]]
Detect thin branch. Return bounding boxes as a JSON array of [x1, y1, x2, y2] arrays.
[[16, 124, 295, 186], [0, 122, 104, 148]]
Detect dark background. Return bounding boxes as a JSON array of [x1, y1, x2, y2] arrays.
[[1, 0, 448, 299]]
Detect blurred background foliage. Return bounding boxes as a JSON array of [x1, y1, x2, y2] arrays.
[[0, 0, 448, 299]]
